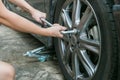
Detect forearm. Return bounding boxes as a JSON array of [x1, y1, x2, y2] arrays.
[[8, 0, 35, 14], [0, 5, 50, 36], [0, 0, 65, 38]]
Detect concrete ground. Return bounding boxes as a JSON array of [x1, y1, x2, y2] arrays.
[[0, 25, 64, 80]]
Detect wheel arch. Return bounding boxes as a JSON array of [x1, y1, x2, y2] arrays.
[[53, 0, 66, 23]]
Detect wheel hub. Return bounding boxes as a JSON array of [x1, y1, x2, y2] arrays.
[[70, 35, 77, 45]]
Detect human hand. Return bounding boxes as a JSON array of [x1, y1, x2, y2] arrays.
[[47, 24, 67, 38], [31, 9, 46, 24]]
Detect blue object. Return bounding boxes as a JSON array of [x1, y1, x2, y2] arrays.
[[38, 56, 47, 62], [38, 55, 51, 62]]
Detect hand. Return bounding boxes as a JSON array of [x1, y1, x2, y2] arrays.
[[47, 24, 67, 38], [31, 9, 46, 24]]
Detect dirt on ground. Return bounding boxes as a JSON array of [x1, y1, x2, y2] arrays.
[[0, 25, 64, 80]]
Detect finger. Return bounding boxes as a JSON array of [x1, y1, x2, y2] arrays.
[[39, 17, 45, 24], [44, 14, 47, 18], [59, 34, 63, 38], [40, 17, 46, 19], [61, 27, 67, 31], [38, 20, 44, 24], [53, 24, 60, 26]]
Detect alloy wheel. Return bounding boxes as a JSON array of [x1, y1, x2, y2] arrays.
[[58, 0, 101, 79]]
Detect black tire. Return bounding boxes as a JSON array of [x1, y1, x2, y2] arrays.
[[113, 1, 120, 80], [114, 11, 120, 80], [54, 0, 118, 80], [117, 15, 120, 80]]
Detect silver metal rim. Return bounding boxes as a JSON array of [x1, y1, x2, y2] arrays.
[[58, 0, 101, 79]]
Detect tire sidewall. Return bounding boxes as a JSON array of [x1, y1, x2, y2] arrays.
[[89, 0, 117, 80]]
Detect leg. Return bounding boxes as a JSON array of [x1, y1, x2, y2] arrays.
[[0, 61, 15, 80]]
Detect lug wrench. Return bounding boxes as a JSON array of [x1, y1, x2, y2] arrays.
[[41, 18, 78, 34]]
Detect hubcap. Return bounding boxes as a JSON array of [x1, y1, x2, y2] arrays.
[[58, 0, 101, 80]]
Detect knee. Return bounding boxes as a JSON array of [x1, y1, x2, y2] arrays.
[[0, 61, 15, 80]]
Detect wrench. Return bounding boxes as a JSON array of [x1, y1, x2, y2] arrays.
[[40, 18, 78, 34]]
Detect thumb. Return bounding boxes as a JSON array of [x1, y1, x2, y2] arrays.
[[61, 27, 67, 31], [59, 34, 64, 38]]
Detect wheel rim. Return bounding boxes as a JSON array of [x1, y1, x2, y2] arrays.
[[58, 0, 101, 79]]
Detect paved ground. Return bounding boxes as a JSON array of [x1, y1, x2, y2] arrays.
[[0, 25, 65, 80]]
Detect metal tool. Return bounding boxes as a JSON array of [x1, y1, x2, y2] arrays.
[[40, 18, 78, 34], [41, 18, 53, 27], [23, 46, 54, 57], [61, 29, 78, 34]]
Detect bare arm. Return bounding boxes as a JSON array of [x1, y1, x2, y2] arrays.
[[0, 1, 66, 37], [8, 0, 46, 23], [0, 1, 48, 36], [9, 0, 35, 14]]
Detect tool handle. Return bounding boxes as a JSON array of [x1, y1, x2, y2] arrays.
[[61, 31, 67, 34], [40, 18, 53, 27]]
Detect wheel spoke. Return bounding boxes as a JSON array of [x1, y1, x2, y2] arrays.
[[72, 0, 81, 27], [61, 41, 66, 55], [72, 52, 81, 79], [79, 37, 100, 55], [78, 7, 93, 32], [77, 50, 95, 76], [61, 9, 72, 28]]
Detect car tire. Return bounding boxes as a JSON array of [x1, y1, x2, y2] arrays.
[[54, 0, 118, 80], [113, 2, 120, 80]]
